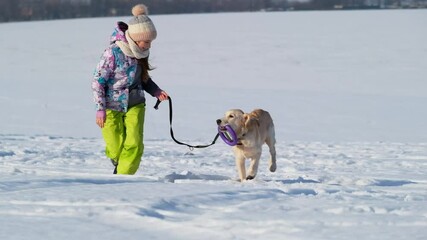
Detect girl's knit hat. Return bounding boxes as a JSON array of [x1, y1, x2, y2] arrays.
[[127, 4, 157, 42]]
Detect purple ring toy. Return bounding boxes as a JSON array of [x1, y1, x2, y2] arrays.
[[218, 125, 238, 146]]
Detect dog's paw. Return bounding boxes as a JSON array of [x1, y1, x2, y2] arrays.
[[246, 175, 255, 180], [269, 162, 277, 172]]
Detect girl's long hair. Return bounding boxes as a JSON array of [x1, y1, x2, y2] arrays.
[[138, 57, 154, 83]]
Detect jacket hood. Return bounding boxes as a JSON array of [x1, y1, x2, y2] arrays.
[[110, 21, 128, 44]]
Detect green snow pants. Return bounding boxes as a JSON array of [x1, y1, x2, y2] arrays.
[[102, 103, 146, 175]]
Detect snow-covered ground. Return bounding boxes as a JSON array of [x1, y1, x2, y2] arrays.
[[1, 9, 427, 239]]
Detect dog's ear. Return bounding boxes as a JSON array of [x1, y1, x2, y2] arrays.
[[244, 114, 259, 129]]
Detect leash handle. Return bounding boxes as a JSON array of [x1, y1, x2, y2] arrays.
[[154, 96, 219, 150], [154, 99, 162, 110]]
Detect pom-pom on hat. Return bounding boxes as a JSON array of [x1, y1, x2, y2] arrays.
[[127, 4, 157, 42]]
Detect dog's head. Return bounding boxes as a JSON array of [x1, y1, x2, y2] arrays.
[[216, 109, 259, 139]]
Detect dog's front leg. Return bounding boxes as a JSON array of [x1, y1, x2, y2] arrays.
[[247, 152, 261, 180], [235, 156, 246, 182]]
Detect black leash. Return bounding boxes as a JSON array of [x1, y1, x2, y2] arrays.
[[154, 96, 220, 150]]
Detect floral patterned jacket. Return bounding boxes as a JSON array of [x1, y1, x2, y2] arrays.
[[92, 22, 161, 112]]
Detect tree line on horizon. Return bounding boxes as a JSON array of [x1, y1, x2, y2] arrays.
[[0, 0, 425, 23]]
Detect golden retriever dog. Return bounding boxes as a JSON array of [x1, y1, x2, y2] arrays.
[[216, 109, 277, 181]]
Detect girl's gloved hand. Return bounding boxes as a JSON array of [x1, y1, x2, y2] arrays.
[[96, 110, 106, 128]]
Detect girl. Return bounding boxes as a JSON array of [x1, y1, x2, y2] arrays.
[[92, 4, 168, 174]]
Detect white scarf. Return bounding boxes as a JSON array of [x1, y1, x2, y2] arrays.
[[116, 31, 150, 59]]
